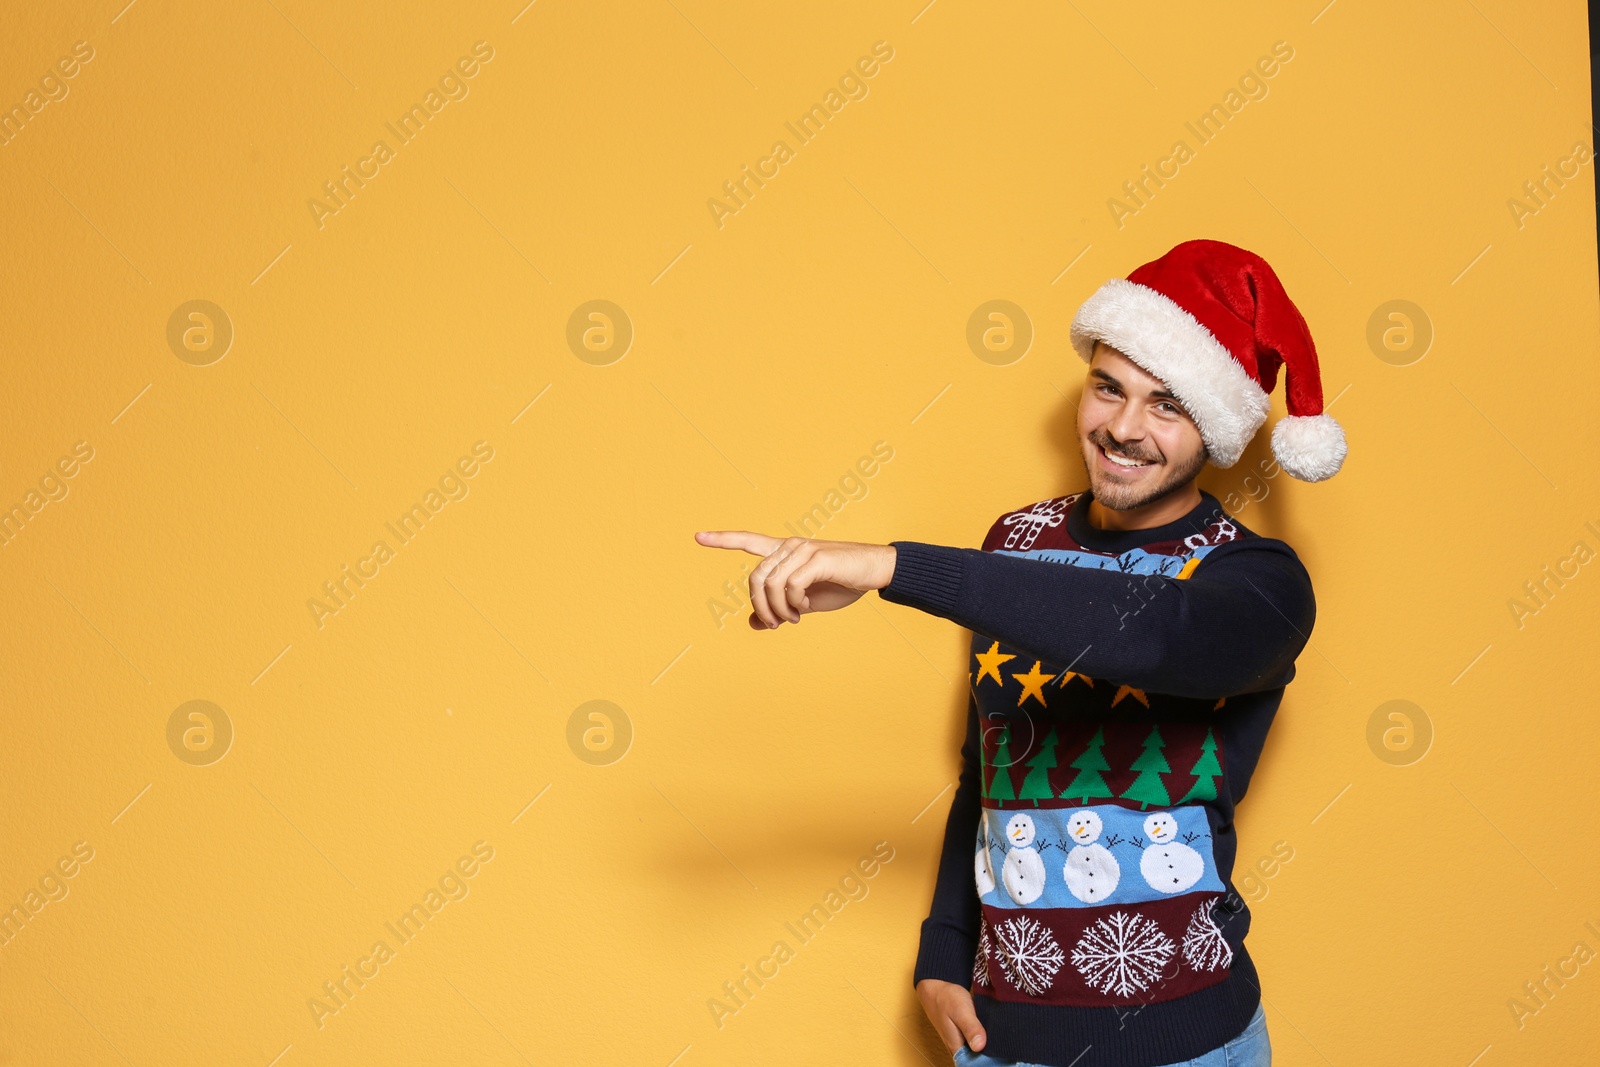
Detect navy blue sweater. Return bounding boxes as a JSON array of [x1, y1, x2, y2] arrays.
[[879, 488, 1315, 1067]]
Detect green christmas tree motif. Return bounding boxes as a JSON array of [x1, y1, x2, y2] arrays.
[[1019, 727, 1060, 807], [1175, 727, 1222, 804], [1119, 724, 1173, 810], [988, 724, 1017, 802], [1059, 725, 1116, 805]]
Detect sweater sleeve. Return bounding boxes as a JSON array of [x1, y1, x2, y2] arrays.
[[880, 538, 1316, 700], [912, 691, 983, 989]]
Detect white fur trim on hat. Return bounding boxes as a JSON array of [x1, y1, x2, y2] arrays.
[[1270, 413, 1347, 482], [1070, 278, 1270, 468]]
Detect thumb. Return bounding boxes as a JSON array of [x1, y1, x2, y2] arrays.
[[949, 998, 987, 1052]]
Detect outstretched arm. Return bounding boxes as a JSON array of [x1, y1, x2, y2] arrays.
[[881, 537, 1316, 699], [696, 529, 1315, 699]]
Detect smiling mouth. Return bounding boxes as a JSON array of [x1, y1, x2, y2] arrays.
[[1097, 442, 1155, 471]]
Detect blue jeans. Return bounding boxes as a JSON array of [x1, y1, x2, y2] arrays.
[[952, 1001, 1269, 1067]]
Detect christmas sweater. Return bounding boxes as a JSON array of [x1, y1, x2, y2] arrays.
[[879, 488, 1316, 1067]]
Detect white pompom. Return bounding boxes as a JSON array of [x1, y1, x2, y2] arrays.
[[1271, 413, 1347, 482]]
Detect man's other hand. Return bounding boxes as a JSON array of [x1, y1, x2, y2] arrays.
[[693, 531, 897, 629], [916, 978, 988, 1054]]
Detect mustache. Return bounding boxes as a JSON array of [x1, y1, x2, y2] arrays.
[[1092, 436, 1155, 463]]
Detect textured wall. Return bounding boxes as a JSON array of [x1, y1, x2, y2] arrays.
[[0, 2, 1595, 1064]]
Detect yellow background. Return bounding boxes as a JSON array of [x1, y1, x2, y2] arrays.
[[1, 1, 1597, 1064]]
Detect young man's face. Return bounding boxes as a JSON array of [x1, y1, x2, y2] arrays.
[[1077, 341, 1208, 510]]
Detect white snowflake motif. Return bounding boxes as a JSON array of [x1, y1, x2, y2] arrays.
[[1070, 911, 1176, 997], [992, 915, 1065, 996], [1001, 498, 1071, 550], [973, 920, 993, 988], [1181, 897, 1234, 972]]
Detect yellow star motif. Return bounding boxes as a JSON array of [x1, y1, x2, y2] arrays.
[[1013, 661, 1055, 707], [974, 641, 1016, 687], [1056, 671, 1095, 689], [1214, 696, 1226, 711], [1110, 684, 1150, 709]]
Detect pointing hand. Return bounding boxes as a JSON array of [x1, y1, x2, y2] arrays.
[[694, 531, 897, 630]]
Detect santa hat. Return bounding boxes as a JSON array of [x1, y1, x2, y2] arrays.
[[1068, 239, 1348, 482]]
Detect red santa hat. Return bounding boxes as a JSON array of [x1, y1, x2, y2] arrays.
[[1068, 239, 1348, 482]]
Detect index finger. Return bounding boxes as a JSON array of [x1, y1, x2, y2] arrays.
[[694, 530, 785, 556]]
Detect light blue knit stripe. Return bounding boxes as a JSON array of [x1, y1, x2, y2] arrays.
[[993, 543, 1222, 576]]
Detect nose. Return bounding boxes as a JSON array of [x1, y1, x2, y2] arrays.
[[1100, 407, 1148, 455]]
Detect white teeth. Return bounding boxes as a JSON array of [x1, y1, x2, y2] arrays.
[[1103, 446, 1150, 467]]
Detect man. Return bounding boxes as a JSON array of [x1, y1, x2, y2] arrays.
[[698, 239, 1347, 1066]]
